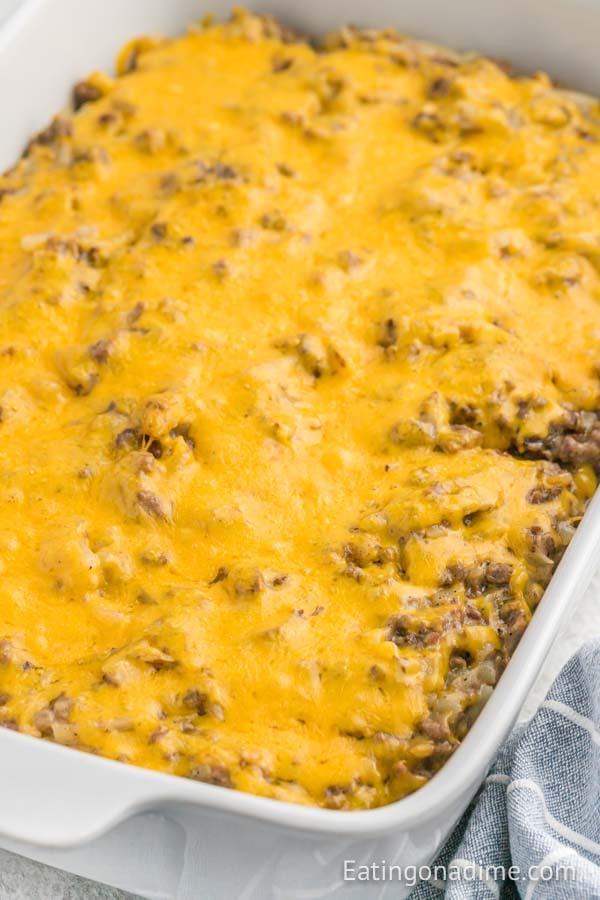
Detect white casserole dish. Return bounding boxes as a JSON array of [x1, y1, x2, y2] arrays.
[[1, 0, 600, 890]]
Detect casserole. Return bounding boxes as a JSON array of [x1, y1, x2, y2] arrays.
[[0, 0, 599, 890]]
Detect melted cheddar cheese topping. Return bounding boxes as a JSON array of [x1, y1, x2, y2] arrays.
[[0, 9, 598, 809]]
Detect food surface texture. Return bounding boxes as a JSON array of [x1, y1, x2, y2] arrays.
[[0, 8, 599, 809]]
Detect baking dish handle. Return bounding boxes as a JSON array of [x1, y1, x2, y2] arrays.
[[0, 728, 194, 848]]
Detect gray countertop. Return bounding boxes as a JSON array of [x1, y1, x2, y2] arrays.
[[0, 848, 136, 899]]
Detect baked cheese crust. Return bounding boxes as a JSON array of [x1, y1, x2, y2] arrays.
[[0, 9, 598, 808]]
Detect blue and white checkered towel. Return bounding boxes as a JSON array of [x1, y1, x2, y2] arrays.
[[413, 639, 600, 899]]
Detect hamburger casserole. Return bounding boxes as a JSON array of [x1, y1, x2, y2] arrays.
[[0, 8, 599, 809]]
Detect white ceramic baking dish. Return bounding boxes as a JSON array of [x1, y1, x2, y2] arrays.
[[1, 0, 600, 890]]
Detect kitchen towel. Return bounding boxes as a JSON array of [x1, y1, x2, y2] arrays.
[[412, 639, 600, 899]]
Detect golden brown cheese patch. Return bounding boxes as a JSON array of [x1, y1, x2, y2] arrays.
[[0, 9, 598, 809]]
